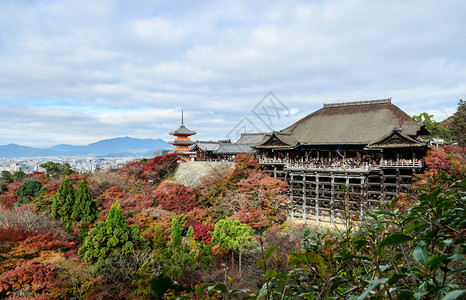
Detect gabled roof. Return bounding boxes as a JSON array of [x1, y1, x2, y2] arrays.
[[215, 144, 255, 155], [367, 127, 427, 149], [255, 132, 298, 149], [193, 141, 221, 151], [236, 133, 270, 145], [170, 125, 196, 135], [283, 99, 429, 145]]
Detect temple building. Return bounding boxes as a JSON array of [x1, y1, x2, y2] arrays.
[[169, 111, 197, 161], [255, 98, 429, 162], [255, 99, 430, 224], [193, 133, 267, 161]]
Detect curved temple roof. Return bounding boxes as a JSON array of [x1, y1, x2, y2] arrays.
[[282, 99, 429, 145], [170, 124, 197, 136]]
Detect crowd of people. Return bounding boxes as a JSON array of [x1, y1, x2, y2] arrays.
[[259, 157, 424, 170]]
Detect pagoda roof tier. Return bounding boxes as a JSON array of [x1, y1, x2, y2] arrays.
[[169, 140, 196, 145], [170, 125, 196, 136]]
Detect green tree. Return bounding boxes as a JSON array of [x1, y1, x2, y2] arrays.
[[169, 217, 182, 248], [211, 218, 254, 277], [1, 171, 13, 183], [153, 218, 213, 294], [60, 163, 75, 176], [450, 99, 466, 146], [413, 112, 450, 139], [51, 177, 76, 231], [72, 180, 98, 239], [16, 180, 43, 197], [72, 180, 98, 224], [40, 161, 62, 178], [1, 171, 13, 193], [79, 200, 149, 264], [12, 170, 27, 182]]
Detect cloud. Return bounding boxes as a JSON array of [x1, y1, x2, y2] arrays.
[[0, 0, 465, 147]]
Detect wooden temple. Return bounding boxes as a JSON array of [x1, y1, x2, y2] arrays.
[[255, 99, 430, 224], [169, 110, 197, 161]]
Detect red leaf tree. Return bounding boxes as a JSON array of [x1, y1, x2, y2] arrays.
[[155, 182, 200, 213]]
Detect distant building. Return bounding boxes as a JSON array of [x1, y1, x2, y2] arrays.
[[193, 133, 268, 161]]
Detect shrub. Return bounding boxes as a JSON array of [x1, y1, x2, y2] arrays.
[[16, 180, 43, 198]]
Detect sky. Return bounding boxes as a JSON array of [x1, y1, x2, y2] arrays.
[[0, 0, 465, 148]]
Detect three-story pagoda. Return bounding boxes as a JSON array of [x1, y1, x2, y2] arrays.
[[169, 110, 196, 161]]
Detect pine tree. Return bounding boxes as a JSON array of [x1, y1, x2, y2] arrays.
[[51, 177, 76, 231], [153, 218, 213, 292], [72, 180, 98, 225], [79, 200, 149, 264], [169, 217, 182, 249]]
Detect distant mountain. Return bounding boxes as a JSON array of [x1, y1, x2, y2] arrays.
[[0, 137, 172, 158]]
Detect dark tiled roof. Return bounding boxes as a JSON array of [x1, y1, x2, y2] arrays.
[[194, 141, 221, 151], [215, 144, 254, 155], [255, 132, 298, 148], [170, 125, 196, 135], [236, 133, 270, 145], [367, 127, 426, 149], [282, 99, 428, 145]]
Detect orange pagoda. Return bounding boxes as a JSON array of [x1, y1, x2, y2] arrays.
[[169, 110, 197, 161]]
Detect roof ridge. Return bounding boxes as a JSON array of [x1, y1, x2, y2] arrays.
[[323, 98, 391, 108]]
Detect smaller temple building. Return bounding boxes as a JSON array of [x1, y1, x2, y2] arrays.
[[169, 111, 197, 161]]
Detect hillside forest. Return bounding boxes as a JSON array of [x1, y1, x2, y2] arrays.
[[0, 101, 465, 299]]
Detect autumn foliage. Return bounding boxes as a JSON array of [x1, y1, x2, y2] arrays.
[[0, 154, 296, 298], [155, 182, 200, 213]]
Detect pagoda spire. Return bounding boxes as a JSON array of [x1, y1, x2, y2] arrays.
[[181, 109, 184, 125]]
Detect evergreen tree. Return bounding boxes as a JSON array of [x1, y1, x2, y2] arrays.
[[169, 217, 182, 248], [16, 180, 43, 198], [450, 99, 466, 146], [153, 218, 213, 293], [79, 200, 149, 264], [72, 179, 98, 225], [51, 177, 76, 231]]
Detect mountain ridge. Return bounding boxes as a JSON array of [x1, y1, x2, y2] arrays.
[[0, 137, 172, 158]]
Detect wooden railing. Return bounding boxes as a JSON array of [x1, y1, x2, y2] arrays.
[[259, 159, 424, 170]]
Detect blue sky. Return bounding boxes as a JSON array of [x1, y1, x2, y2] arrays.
[[0, 0, 464, 147]]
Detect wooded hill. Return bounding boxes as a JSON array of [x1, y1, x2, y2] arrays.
[[0, 146, 465, 299]]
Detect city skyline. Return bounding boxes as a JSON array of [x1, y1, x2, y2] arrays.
[[1, 0, 464, 147]]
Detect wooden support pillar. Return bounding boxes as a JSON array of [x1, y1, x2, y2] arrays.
[[345, 173, 350, 228], [302, 172, 306, 220], [315, 173, 320, 223], [396, 168, 400, 195], [360, 175, 366, 219], [330, 173, 335, 223], [290, 172, 294, 218], [380, 169, 385, 201], [273, 166, 277, 179]]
